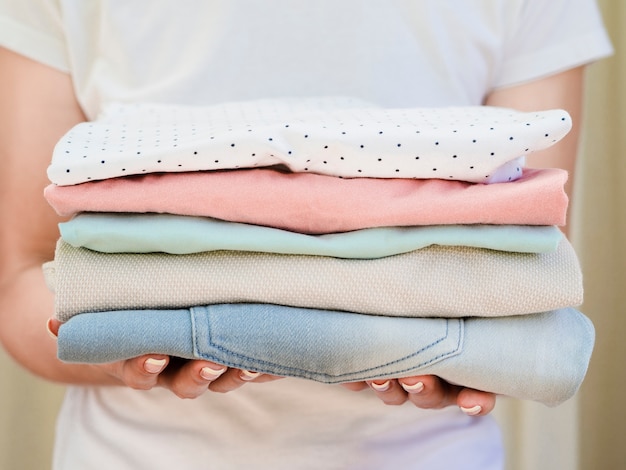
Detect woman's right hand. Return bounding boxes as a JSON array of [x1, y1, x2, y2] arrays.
[[101, 355, 283, 398]]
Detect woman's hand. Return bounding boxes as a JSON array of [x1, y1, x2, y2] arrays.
[[98, 355, 283, 398], [95, 355, 495, 414], [343, 377, 496, 416], [49, 317, 494, 409]]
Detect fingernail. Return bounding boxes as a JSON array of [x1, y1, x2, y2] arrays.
[[144, 358, 167, 374], [46, 318, 58, 339], [460, 405, 482, 416], [370, 380, 391, 392], [239, 370, 261, 381], [200, 365, 227, 380], [401, 381, 424, 394]]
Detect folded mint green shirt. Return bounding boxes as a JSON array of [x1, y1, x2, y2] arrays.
[[60, 213, 563, 257]]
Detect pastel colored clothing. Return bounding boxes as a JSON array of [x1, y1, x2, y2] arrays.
[[60, 213, 564, 257], [57, 304, 594, 407], [44, 167, 569, 233], [0, 1, 612, 469], [46, 238, 583, 321], [48, 100, 571, 185]]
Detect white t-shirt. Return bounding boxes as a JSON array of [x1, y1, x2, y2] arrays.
[[0, 1, 612, 469], [0, 0, 613, 116]]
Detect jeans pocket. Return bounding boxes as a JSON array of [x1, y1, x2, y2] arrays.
[[190, 304, 464, 383]]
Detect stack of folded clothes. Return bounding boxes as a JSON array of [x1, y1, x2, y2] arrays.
[[43, 97, 593, 407]]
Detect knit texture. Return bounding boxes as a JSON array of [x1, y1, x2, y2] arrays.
[[47, 237, 583, 321]]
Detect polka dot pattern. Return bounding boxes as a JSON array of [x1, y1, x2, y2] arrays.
[[48, 98, 572, 186]]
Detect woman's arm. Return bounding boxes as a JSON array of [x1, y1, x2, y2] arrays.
[[485, 66, 585, 235], [0, 46, 97, 383], [0, 47, 237, 394]]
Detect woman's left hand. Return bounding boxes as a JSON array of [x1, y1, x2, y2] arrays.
[[342, 376, 496, 416]]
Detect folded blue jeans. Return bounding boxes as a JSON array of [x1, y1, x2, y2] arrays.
[[57, 304, 594, 407]]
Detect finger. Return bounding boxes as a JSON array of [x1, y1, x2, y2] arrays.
[[457, 388, 497, 416], [399, 376, 497, 415], [46, 317, 61, 338], [398, 375, 459, 409], [208, 368, 261, 393], [208, 368, 280, 393], [101, 355, 169, 390], [340, 381, 370, 392], [158, 360, 228, 399], [367, 379, 408, 406], [248, 373, 284, 383]]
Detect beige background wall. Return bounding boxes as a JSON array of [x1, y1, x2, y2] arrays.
[[496, 1, 625, 466], [0, 1, 623, 467], [576, 0, 626, 468], [0, 350, 63, 469]]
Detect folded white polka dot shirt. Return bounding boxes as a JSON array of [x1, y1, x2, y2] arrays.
[[48, 98, 572, 185]]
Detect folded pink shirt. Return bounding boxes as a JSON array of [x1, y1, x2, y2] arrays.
[[44, 167, 568, 234]]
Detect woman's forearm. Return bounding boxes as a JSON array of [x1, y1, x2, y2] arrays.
[[0, 264, 120, 385], [485, 67, 585, 237], [0, 47, 104, 384]]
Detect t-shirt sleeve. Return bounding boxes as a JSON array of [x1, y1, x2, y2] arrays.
[[0, 0, 69, 72], [494, 0, 613, 88]]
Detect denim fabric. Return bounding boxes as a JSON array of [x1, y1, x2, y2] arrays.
[[57, 304, 594, 406], [59, 213, 563, 256]]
